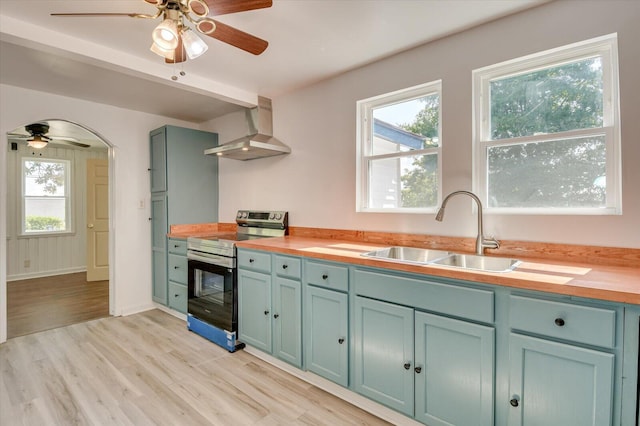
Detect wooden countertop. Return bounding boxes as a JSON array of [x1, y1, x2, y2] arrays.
[[235, 235, 640, 305]]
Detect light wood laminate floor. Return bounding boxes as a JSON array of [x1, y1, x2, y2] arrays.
[[0, 309, 391, 425], [7, 272, 109, 338]]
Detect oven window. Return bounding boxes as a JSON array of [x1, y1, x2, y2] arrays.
[[188, 260, 237, 333]]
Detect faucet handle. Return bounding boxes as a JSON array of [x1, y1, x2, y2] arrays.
[[483, 237, 500, 250]]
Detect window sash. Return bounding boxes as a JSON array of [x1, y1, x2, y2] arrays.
[[473, 34, 620, 214]]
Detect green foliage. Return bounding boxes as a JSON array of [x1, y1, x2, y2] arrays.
[[24, 161, 65, 195], [25, 216, 64, 231]]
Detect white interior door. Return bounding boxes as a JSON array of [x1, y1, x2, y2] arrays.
[[86, 158, 109, 281]]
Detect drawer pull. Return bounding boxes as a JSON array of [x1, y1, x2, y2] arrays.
[[174, 266, 179, 269], [282, 264, 288, 269], [414, 366, 422, 374], [403, 361, 411, 370], [274, 313, 280, 319], [338, 338, 345, 344], [510, 397, 520, 408], [249, 258, 255, 263], [174, 244, 180, 248], [264, 310, 269, 316], [174, 293, 180, 298], [554, 318, 565, 327], [322, 274, 328, 280]]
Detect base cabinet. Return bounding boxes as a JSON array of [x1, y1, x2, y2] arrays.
[[305, 285, 349, 387], [354, 295, 495, 423], [508, 333, 614, 426], [238, 250, 302, 368]]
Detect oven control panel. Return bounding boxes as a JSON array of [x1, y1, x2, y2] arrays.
[[236, 210, 288, 228]]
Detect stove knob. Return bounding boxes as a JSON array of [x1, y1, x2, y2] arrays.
[[269, 213, 275, 220], [275, 213, 282, 220], [237, 211, 242, 218], [242, 212, 248, 218]]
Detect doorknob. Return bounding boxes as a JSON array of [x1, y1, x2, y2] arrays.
[[87, 224, 94, 228]]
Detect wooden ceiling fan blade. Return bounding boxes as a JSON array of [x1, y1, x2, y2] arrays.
[[57, 140, 91, 148], [51, 12, 155, 19], [206, 20, 268, 55], [199, 0, 272, 16], [49, 136, 81, 143]]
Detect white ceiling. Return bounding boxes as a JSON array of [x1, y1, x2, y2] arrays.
[[0, 0, 547, 124]]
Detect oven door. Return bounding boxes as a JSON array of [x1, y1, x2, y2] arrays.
[[187, 257, 237, 333]]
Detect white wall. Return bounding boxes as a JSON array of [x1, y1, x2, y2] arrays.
[[6, 143, 107, 280], [209, 0, 640, 249], [0, 84, 202, 342]]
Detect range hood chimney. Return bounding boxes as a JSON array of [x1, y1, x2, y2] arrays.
[[204, 96, 291, 161]]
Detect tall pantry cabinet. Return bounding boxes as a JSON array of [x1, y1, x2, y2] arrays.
[[149, 125, 219, 308]]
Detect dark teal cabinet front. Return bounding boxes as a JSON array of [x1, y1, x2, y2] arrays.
[[508, 333, 614, 426]]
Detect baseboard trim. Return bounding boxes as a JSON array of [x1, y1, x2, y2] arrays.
[[243, 346, 422, 426], [7, 267, 87, 282]]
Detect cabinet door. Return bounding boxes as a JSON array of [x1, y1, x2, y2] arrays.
[[273, 277, 302, 367], [305, 286, 348, 386], [149, 128, 166, 193], [414, 311, 494, 426], [238, 269, 272, 352], [354, 296, 414, 416], [508, 333, 614, 426], [151, 195, 167, 304]]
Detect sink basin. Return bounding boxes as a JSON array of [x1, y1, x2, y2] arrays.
[[361, 246, 451, 265], [431, 253, 521, 273]]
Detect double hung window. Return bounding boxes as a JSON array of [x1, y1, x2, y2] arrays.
[[357, 81, 442, 212], [21, 158, 72, 235], [473, 34, 620, 214]]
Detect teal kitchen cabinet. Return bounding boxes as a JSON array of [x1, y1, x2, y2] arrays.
[[354, 296, 415, 416], [167, 238, 188, 314], [238, 249, 302, 367], [304, 259, 350, 387], [149, 125, 218, 310], [353, 267, 495, 423], [506, 294, 618, 426]]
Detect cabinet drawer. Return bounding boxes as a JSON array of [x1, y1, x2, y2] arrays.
[[168, 254, 188, 284], [509, 295, 616, 348], [274, 255, 301, 279], [168, 281, 187, 313], [305, 260, 349, 292], [354, 269, 494, 324], [168, 239, 187, 255], [238, 250, 272, 273]]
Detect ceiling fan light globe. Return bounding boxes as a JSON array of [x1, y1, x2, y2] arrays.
[[181, 28, 208, 59], [150, 42, 175, 60], [196, 18, 216, 35], [188, 0, 209, 17], [152, 19, 179, 50], [27, 136, 48, 149]]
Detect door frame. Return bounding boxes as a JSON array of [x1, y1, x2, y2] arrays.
[[0, 119, 116, 343]]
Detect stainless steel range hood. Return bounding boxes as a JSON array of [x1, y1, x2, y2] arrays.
[[204, 97, 291, 161]]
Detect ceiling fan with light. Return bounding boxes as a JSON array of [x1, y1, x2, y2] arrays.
[[51, 0, 273, 63], [8, 123, 90, 149]]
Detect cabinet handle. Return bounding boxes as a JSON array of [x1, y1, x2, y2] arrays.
[[554, 318, 565, 327], [322, 274, 328, 280], [282, 264, 288, 269], [174, 266, 179, 269], [338, 338, 345, 344], [148, 217, 152, 221], [274, 313, 280, 319], [264, 310, 269, 315], [174, 294, 180, 298], [403, 362, 411, 370], [249, 258, 255, 263], [174, 244, 180, 248], [414, 366, 422, 374], [510, 397, 520, 407], [147, 168, 151, 171]]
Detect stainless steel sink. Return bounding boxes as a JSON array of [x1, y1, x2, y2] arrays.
[[361, 246, 451, 265], [431, 253, 521, 273]]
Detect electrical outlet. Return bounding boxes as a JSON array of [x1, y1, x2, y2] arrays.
[[24, 260, 30, 268], [138, 199, 145, 209]]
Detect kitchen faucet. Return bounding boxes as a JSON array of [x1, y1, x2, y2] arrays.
[[435, 190, 500, 256]]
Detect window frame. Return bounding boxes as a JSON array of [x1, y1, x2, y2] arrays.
[[472, 33, 621, 215], [20, 157, 74, 237], [356, 80, 443, 213]]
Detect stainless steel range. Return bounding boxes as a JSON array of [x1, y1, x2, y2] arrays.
[[186, 210, 288, 352]]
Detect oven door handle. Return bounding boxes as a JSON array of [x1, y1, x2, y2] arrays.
[[188, 251, 234, 268]]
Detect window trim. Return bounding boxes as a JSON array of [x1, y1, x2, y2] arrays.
[[20, 157, 74, 237], [472, 33, 621, 215], [356, 80, 443, 213]]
